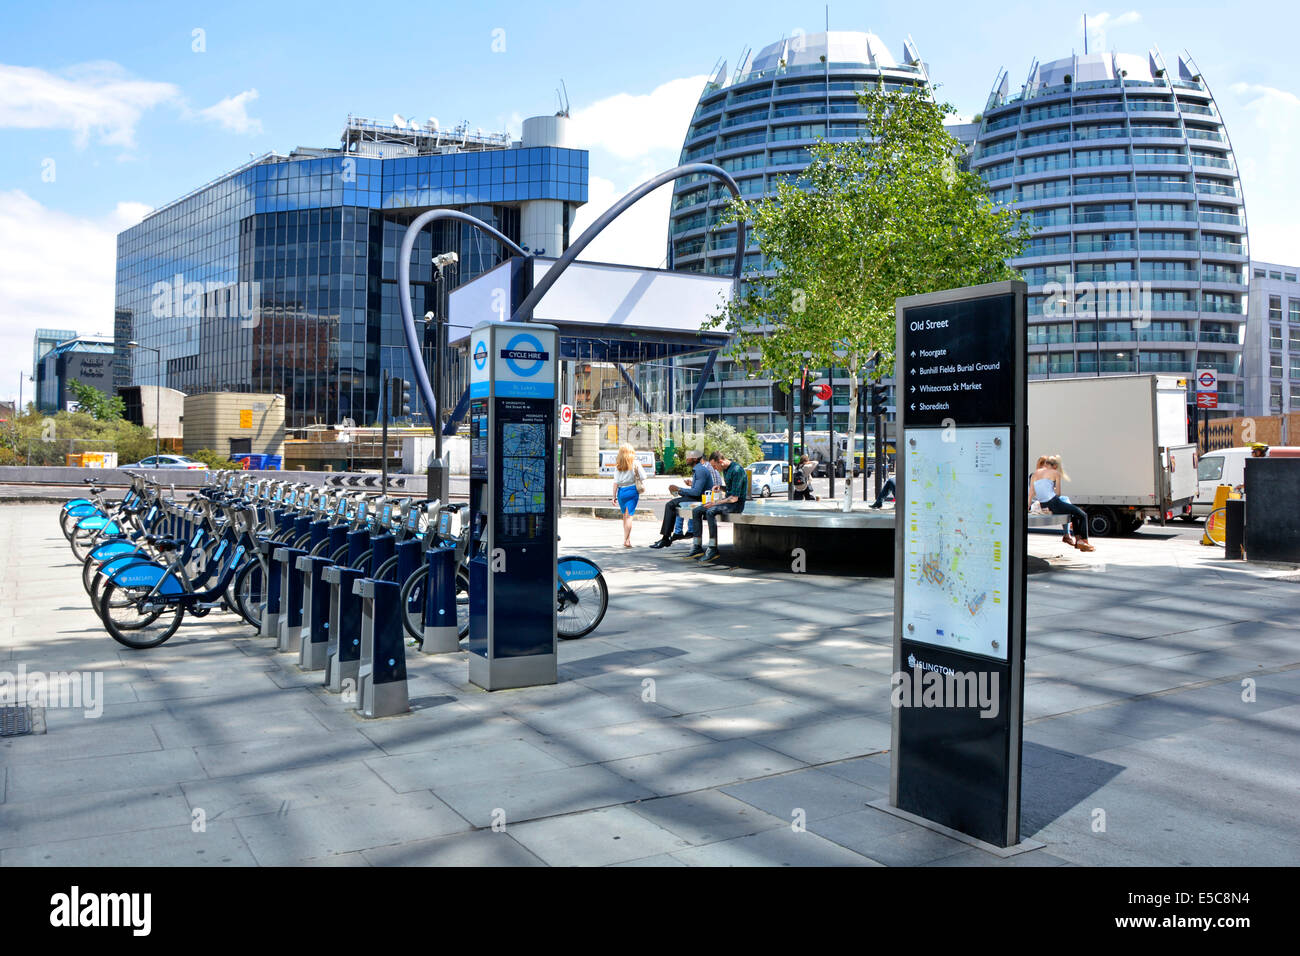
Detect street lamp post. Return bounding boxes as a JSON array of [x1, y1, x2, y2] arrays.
[[428, 251, 459, 504], [127, 341, 162, 459]]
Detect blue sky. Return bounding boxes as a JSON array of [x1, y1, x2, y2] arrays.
[[3, 0, 1298, 402]]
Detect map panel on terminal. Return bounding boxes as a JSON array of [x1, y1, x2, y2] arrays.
[[902, 426, 1011, 660], [500, 423, 548, 515]]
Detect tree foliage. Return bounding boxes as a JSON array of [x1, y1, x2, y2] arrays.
[[66, 380, 125, 421], [0, 407, 155, 466], [708, 85, 1027, 502]]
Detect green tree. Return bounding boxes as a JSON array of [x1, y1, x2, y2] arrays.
[[710, 86, 1027, 507], [66, 380, 125, 421]]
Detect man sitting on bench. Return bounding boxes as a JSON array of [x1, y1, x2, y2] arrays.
[[689, 451, 748, 562], [650, 449, 709, 549]]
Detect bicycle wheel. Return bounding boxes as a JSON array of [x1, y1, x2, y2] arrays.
[[373, 555, 400, 582], [1204, 507, 1228, 546], [100, 581, 184, 648], [70, 527, 102, 563], [233, 561, 264, 630], [456, 567, 469, 639], [398, 565, 427, 642], [556, 556, 607, 639]]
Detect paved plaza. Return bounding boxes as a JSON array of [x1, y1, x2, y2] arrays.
[[1, 503, 1297, 866]]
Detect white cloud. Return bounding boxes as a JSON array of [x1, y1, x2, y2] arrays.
[[0, 61, 178, 148], [566, 75, 708, 267], [569, 75, 707, 161], [0, 191, 147, 404], [569, 175, 675, 269], [1081, 11, 1142, 52], [193, 89, 263, 135], [1225, 82, 1300, 265]]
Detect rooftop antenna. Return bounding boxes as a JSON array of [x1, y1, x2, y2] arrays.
[[556, 79, 570, 117], [1083, 13, 1088, 55]]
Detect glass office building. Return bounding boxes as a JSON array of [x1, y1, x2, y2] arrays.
[[970, 50, 1249, 415], [115, 116, 587, 428], [666, 31, 932, 433], [1243, 261, 1300, 416]]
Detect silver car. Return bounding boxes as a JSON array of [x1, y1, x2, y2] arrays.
[[122, 454, 209, 470], [747, 460, 791, 497]]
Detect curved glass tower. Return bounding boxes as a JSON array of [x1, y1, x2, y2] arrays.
[[971, 50, 1249, 415], [667, 31, 932, 432]]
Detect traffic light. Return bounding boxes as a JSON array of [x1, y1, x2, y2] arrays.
[[390, 377, 411, 418], [772, 383, 790, 417], [571, 412, 583, 437], [810, 382, 832, 408], [870, 384, 888, 417]]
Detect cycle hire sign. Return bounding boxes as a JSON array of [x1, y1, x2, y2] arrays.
[[493, 330, 555, 399]]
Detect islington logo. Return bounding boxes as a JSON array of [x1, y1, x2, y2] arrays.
[[473, 340, 488, 370], [893, 655, 1000, 719]]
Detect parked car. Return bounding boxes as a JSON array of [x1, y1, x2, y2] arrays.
[[121, 454, 208, 470], [747, 460, 791, 497]]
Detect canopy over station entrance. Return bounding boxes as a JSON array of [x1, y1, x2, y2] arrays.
[[446, 256, 735, 474], [397, 162, 746, 479]]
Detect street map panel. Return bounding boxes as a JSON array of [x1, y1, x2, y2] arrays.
[[902, 426, 1011, 660]]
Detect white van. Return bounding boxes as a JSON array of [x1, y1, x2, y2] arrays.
[[1189, 448, 1249, 517], [1188, 445, 1300, 517]]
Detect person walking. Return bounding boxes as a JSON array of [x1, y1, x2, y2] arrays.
[[792, 455, 818, 500], [689, 450, 749, 562], [610, 443, 645, 548], [650, 449, 709, 549], [1030, 454, 1094, 552]]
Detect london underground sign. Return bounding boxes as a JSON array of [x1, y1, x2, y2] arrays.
[[1196, 368, 1218, 409]]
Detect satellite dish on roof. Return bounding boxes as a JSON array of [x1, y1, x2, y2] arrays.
[[427, 117, 439, 131], [393, 113, 408, 128]]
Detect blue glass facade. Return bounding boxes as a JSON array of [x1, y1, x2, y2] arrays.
[[116, 145, 587, 427]]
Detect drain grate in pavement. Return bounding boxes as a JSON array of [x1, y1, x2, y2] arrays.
[[0, 705, 34, 737]]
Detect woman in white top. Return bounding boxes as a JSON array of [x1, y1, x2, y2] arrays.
[[611, 443, 645, 548], [1029, 454, 1094, 552]]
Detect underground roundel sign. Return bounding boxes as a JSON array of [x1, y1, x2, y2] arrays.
[[502, 333, 548, 377], [1196, 369, 1217, 392], [473, 339, 488, 371]]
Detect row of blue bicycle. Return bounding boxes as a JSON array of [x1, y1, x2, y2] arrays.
[[61, 472, 608, 653]]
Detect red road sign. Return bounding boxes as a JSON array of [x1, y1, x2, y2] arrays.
[[812, 383, 833, 401], [1196, 391, 1218, 409], [559, 403, 574, 438]]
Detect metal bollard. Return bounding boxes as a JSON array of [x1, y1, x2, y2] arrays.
[[354, 577, 409, 718], [422, 544, 460, 654], [296, 554, 334, 670], [1225, 497, 1245, 560], [322, 564, 364, 694]]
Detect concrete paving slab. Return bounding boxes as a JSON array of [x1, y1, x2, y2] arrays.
[[0, 820, 257, 866], [431, 763, 655, 827], [623, 789, 788, 845], [362, 829, 545, 866], [509, 806, 695, 866], [601, 738, 805, 796], [233, 790, 470, 865], [668, 825, 881, 866]]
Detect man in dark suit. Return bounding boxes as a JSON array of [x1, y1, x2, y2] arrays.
[[650, 449, 709, 549]]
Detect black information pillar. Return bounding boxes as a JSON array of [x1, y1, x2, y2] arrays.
[[467, 320, 559, 691], [890, 280, 1028, 848]]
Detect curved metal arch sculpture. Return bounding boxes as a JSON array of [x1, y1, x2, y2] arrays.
[[397, 163, 746, 425], [396, 210, 527, 425]]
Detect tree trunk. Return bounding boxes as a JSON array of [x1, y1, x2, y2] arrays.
[[842, 357, 859, 512]]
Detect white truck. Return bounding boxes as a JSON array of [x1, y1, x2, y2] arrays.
[[1028, 374, 1198, 537]]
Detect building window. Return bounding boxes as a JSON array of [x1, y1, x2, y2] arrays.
[[1271, 385, 1283, 413], [1271, 353, 1283, 378], [1270, 326, 1284, 350], [1290, 299, 1300, 324], [1269, 295, 1283, 321]]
